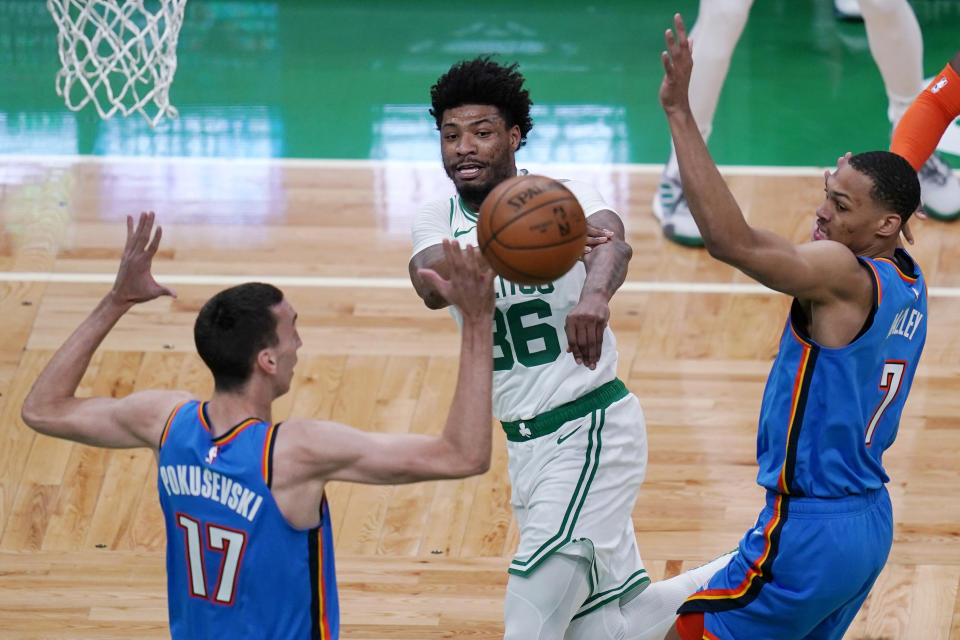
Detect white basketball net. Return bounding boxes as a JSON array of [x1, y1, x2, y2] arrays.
[[47, 0, 187, 127]]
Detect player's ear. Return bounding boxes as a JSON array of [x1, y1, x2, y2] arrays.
[[509, 125, 521, 151], [256, 348, 278, 375], [877, 212, 903, 239]]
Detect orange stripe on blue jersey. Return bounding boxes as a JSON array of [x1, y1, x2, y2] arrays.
[[685, 495, 785, 604], [212, 418, 260, 446], [159, 401, 190, 449], [863, 260, 884, 303], [261, 423, 278, 485], [317, 527, 331, 639], [310, 493, 338, 639], [703, 630, 723, 640], [875, 256, 919, 284], [778, 330, 813, 494], [197, 402, 211, 432]]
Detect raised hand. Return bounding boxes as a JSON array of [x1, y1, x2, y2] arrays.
[[417, 239, 494, 321], [565, 294, 609, 370], [659, 13, 693, 115], [112, 212, 176, 305]]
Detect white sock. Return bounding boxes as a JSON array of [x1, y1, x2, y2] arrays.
[[621, 552, 735, 640]]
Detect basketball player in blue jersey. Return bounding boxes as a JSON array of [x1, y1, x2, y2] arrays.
[[659, 15, 927, 640], [409, 57, 731, 640], [20, 212, 497, 640]]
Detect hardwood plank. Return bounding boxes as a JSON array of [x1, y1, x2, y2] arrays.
[[3, 160, 960, 638]]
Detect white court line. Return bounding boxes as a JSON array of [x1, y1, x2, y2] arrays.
[[1, 271, 958, 298], [0, 154, 835, 177], [5, 153, 958, 179]]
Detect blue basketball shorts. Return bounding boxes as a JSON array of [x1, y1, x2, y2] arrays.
[[677, 487, 893, 640]]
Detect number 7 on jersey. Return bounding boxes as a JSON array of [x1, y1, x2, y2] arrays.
[[865, 360, 907, 446]]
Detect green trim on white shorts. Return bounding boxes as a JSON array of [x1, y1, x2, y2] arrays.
[[572, 569, 650, 620], [508, 408, 605, 576]]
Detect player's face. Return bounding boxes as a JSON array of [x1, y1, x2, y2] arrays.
[[269, 299, 302, 396], [812, 165, 888, 251], [439, 104, 521, 210]]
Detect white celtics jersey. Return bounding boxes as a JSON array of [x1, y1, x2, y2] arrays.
[[411, 177, 620, 422]]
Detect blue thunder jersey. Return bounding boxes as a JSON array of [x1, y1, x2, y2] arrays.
[[756, 249, 926, 497], [157, 401, 339, 639]]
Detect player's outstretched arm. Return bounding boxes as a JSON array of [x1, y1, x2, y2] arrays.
[[658, 14, 872, 304], [21, 212, 190, 449], [283, 240, 495, 486], [566, 208, 632, 370]]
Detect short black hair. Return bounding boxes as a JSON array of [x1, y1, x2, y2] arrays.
[[194, 283, 284, 392], [429, 56, 534, 148], [848, 151, 921, 223]]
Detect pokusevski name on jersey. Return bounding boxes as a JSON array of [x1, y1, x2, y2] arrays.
[[158, 464, 264, 522]]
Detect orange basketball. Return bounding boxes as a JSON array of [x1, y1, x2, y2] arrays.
[[477, 174, 587, 285]]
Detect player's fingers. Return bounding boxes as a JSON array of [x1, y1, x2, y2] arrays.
[[146, 224, 163, 256], [674, 13, 688, 48], [583, 324, 602, 368], [443, 239, 467, 272], [465, 243, 486, 271], [134, 212, 152, 250], [564, 320, 582, 361], [417, 268, 450, 297], [573, 322, 589, 365], [586, 223, 614, 237], [901, 220, 915, 245], [590, 322, 603, 366], [590, 323, 605, 366]]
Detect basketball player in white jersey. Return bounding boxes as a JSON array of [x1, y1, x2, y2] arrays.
[[409, 57, 729, 640]]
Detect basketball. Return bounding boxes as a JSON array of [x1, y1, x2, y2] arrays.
[[477, 174, 587, 285]]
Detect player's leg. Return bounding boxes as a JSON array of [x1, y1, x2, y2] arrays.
[[799, 488, 894, 640], [859, 0, 960, 219], [619, 551, 735, 640], [655, 0, 755, 247], [503, 552, 594, 640], [505, 390, 647, 639], [676, 490, 893, 640], [564, 597, 627, 640], [858, 0, 923, 126]]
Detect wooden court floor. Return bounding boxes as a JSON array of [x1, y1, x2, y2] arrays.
[[1, 157, 959, 638]]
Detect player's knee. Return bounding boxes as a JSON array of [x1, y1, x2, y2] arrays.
[[503, 590, 547, 640], [503, 554, 591, 640]]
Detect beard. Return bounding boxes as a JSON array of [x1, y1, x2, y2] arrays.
[[456, 180, 495, 209], [450, 161, 517, 210]]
